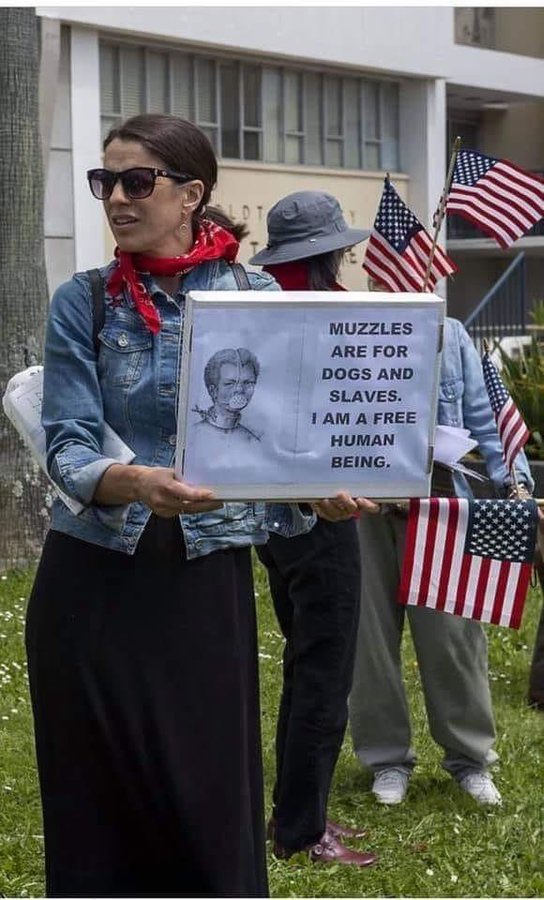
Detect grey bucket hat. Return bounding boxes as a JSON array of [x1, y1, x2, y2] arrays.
[[248, 191, 370, 266]]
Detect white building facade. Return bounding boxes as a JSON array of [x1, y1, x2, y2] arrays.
[[37, 6, 544, 318]]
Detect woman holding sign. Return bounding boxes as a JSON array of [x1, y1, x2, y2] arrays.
[[248, 192, 379, 867], [25, 116, 364, 898]]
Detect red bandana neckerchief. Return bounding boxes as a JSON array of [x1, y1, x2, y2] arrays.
[[107, 219, 239, 333], [263, 261, 346, 292]]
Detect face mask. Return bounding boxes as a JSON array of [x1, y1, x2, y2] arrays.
[[225, 391, 250, 410]]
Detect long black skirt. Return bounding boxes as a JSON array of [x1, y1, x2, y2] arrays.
[[26, 516, 268, 898]]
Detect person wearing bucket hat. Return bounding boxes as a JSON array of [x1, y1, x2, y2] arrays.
[[249, 191, 370, 270], [249, 192, 378, 867]]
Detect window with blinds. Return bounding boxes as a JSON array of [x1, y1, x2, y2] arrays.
[[99, 41, 400, 171]]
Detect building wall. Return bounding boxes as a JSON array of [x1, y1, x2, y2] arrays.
[[455, 8, 544, 59], [37, 6, 544, 98], [494, 8, 544, 59], [37, 7, 544, 310], [480, 102, 544, 170]]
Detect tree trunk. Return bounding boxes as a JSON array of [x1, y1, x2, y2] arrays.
[[0, 9, 51, 570]]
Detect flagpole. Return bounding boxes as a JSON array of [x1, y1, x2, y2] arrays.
[[422, 136, 462, 293]]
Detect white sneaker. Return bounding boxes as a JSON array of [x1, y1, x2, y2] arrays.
[[372, 768, 410, 805], [458, 771, 502, 806]]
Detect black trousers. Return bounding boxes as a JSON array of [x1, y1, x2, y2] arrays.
[[26, 518, 268, 898], [529, 555, 544, 707], [256, 518, 361, 851]]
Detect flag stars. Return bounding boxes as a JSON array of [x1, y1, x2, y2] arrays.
[[466, 499, 536, 563]]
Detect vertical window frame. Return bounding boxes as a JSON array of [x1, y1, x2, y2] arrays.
[[323, 74, 344, 168], [282, 68, 304, 166], [194, 55, 220, 150], [240, 63, 263, 162]]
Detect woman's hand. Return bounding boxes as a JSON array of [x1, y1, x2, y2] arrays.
[[94, 464, 222, 517], [135, 467, 222, 517], [310, 491, 380, 522]]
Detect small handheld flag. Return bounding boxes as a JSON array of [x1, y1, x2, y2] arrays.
[[398, 497, 538, 629], [446, 149, 544, 248], [363, 179, 457, 293], [482, 349, 530, 473]]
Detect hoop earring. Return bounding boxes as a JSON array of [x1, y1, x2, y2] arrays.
[[176, 219, 189, 240]]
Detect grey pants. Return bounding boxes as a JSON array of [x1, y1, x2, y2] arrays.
[[349, 510, 498, 779]]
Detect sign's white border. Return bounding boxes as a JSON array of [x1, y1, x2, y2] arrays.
[[175, 291, 445, 500]]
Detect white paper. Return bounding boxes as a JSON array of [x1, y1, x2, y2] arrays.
[[434, 425, 478, 467], [2, 366, 135, 514]]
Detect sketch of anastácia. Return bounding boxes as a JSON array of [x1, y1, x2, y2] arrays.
[[193, 348, 263, 444]]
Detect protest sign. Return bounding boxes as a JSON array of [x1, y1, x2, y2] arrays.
[[175, 291, 445, 500]]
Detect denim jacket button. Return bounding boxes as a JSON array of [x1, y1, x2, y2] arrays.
[[168, 434, 177, 446], [117, 332, 129, 348]]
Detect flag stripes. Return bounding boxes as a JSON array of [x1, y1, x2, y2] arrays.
[[497, 399, 531, 471], [447, 150, 544, 249], [398, 498, 535, 629], [482, 351, 530, 473], [363, 179, 457, 292]]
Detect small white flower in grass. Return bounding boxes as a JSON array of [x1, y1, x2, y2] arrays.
[[426, 868, 434, 876], [451, 874, 458, 883], [1, 716, 9, 721], [4, 785, 13, 791], [1, 575, 7, 581], [258, 652, 272, 660], [12, 480, 23, 498]]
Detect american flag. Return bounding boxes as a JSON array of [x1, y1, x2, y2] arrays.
[[398, 498, 538, 629], [446, 149, 544, 249], [482, 350, 530, 472], [363, 179, 457, 293]]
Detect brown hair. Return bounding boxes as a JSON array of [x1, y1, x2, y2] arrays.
[[103, 114, 217, 221], [205, 205, 250, 242], [306, 249, 345, 290]]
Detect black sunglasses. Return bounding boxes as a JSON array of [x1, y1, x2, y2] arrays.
[[86, 166, 195, 200]]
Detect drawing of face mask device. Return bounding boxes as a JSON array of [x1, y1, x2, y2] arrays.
[[204, 348, 260, 412]]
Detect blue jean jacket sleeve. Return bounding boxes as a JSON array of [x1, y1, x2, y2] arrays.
[[43, 274, 126, 514], [458, 322, 534, 493]]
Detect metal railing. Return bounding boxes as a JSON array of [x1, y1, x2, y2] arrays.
[[464, 252, 526, 352]]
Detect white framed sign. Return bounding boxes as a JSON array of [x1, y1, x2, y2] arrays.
[[175, 291, 445, 500]]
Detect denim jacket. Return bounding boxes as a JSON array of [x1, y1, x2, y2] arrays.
[[43, 259, 315, 558], [438, 317, 533, 497]]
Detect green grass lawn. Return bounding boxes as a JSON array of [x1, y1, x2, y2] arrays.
[[1, 558, 543, 897]]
